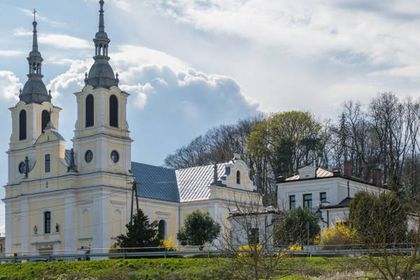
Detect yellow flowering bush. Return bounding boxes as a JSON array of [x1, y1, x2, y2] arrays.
[[160, 236, 177, 251], [287, 244, 303, 251], [316, 222, 356, 250]]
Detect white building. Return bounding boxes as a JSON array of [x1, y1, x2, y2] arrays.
[[277, 165, 387, 229]]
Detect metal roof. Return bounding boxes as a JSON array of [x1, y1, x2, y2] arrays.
[[131, 162, 180, 203], [176, 163, 228, 202], [130, 162, 230, 203]]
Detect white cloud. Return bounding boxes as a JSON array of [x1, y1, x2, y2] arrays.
[[47, 60, 89, 99], [18, 7, 66, 28], [14, 28, 91, 49], [0, 71, 21, 103], [0, 50, 23, 57]]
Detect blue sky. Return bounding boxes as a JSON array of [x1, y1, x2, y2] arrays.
[[1, 0, 420, 233]]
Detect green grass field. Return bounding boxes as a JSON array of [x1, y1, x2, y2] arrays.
[[0, 257, 417, 280]]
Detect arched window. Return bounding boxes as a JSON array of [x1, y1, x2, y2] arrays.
[[85, 94, 94, 127], [236, 170, 241, 185], [19, 110, 27, 140], [158, 220, 166, 240], [44, 211, 51, 234], [109, 95, 118, 128], [41, 110, 50, 133]]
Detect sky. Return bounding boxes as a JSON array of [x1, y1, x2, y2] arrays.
[[1, 0, 420, 233]]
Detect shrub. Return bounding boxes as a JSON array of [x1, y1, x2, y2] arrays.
[[316, 222, 356, 250]]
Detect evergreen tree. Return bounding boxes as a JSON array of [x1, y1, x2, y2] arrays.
[[115, 210, 160, 248], [349, 191, 408, 244]]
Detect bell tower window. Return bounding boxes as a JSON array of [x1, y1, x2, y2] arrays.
[[19, 110, 27, 140], [85, 94, 94, 128], [41, 110, 50, 133], [109, 95, 118, 128]]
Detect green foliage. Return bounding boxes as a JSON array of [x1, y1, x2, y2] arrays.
[[0, 257, 387, 280], [177, 210, 221, 247], [274, 207, 321, 245], [115, 210, 160, 248], [349, 191, 408, 244], [247, 111, 324, 178]]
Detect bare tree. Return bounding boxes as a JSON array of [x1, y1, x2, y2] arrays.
[[219, 197, 286, 280]]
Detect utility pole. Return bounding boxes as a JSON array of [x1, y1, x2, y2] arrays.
[[129, 178, 140, 226]]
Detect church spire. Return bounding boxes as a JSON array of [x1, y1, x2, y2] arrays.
[[99, 0, 105, 33], [20, 9, 51, 104], [32, 9, 39, 52], [86, 0, 118, 89]]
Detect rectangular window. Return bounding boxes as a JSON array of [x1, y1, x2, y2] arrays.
[[45, 154, 51, 173], [303, 194, 312, 209], [248, 228, 260, 245], [289, 195, 296, 210], [320, 192, 327, 203], [44, 211, 51, 234]]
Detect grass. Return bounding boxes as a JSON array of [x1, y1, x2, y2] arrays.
[[0, 256, 416, 279]]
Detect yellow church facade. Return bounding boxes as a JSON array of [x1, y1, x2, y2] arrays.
[[3, 1, 262, 256]]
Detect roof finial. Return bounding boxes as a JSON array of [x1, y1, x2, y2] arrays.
[[99, 0, 105, 33]]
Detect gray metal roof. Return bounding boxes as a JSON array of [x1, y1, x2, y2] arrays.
[[130, 162, 230, 203], [176, 163, 228, 202], [131, 162, 180, 203]]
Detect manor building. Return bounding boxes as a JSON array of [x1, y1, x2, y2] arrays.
[[4, 1, 261, 256]]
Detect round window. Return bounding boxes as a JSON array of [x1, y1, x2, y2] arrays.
[[18, 162, 26, 174], [85, 150, 93, 163], [111, 150, 119, 163]]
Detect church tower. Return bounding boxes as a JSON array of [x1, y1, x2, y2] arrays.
[[72, 0, 132, 252], [73, 0, 131, 175], [8, 12, 61, 185]]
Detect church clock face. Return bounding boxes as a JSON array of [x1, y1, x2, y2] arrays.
[[18, 162, 26, 174], [85, 150, 93, 163], [111, 150, 119, 163]]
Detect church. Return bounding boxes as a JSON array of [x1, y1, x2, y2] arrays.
[[3, 1, 262, 256]]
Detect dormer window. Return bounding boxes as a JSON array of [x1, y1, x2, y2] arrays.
[[236, 171, 241, 184]]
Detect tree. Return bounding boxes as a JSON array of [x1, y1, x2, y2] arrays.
[[177, 210, 221, 248], [222, 198, 287, 280], [274, 207, 320, 245], [349, 191, 407, 244], [247, 111, 328, 202], [115, 210, 160, 249], [165, 118, 261, 169]]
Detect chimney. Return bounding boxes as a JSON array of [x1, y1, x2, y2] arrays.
[[276, 176, 286, 183], [332, 167, 341, 177], [372, 168, 382, 187], [343, 161, 352, 177]]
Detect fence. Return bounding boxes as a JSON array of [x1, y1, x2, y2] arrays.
[[0, 244, 418, 263]]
